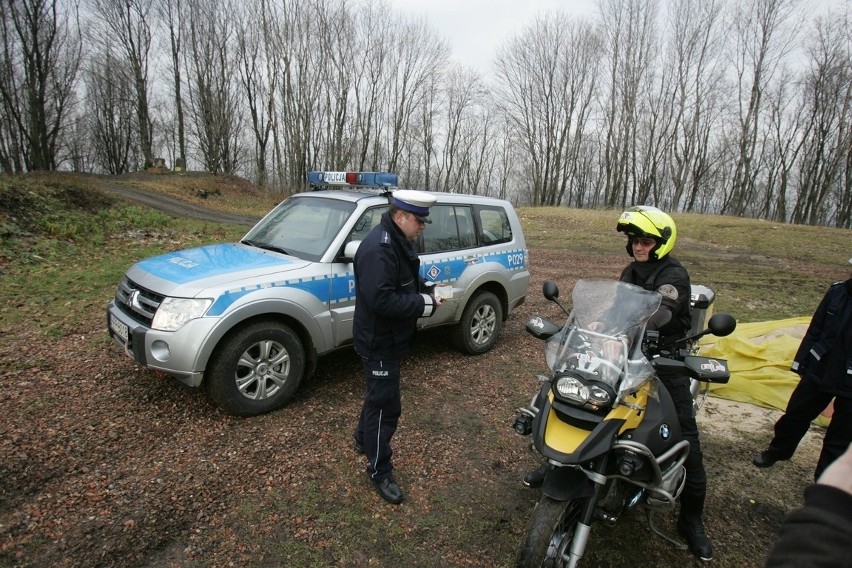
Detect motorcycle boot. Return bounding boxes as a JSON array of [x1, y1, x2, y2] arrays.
[[522, 464, 546, 488], [677, 514, 713, 561], [678, 494, 712, 561]]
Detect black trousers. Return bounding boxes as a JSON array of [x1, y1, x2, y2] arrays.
[[660, 373, 707, 518], [768, 377, 852, 480], [355, 358, 401, 482]]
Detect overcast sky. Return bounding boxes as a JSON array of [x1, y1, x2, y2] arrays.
[[386, 0, 844, 73], [386, 0, 598, 71]]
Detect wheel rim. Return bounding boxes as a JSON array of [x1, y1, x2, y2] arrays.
[[470, 303, 497, 345], [234, 339, 291, 400]]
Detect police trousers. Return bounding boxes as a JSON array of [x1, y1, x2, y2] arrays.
[[768, 377, 852, 481], [355, 358, 401, 482]]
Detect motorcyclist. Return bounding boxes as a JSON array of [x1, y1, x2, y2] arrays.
[[615, 205, 712, 562], [522, 205, 713, 562]]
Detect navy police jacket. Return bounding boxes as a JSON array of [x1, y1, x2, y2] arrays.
[[792, 279, 852, 397], [352, 212, 437, 361]]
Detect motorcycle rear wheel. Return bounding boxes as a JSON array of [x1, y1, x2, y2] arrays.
[[517, 496, 585, 568]]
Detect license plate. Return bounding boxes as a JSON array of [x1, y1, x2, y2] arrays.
[[110, 314, 129, 343]]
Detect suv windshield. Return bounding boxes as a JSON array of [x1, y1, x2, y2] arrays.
[[242, 196, 356, 261]]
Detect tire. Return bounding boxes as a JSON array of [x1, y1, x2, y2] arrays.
[[517, 496, 585, 568], [452, 291, 503, 354], [205, 320, 305, 416]]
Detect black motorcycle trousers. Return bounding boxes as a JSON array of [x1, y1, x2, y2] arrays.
[[355, 358, 401, 482], [660, 373, 707, 518]]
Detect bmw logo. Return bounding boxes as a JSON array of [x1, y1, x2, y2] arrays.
[[659, 424, 671, 440]]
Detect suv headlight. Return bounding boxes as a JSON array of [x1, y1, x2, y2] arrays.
[[151, 298, 213, 331]]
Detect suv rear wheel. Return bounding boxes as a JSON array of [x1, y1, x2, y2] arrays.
[[453, 291, 503, 354], [206, 320, 305, 416]]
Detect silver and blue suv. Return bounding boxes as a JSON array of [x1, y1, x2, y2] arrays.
[[106, 172, 530, 416]]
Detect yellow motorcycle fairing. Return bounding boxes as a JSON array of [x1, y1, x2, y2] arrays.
[[542, 387, 649, 456]]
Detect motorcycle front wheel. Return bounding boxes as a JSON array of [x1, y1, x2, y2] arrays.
[[517, 496, 585, 568]]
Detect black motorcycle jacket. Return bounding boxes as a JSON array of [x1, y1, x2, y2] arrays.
[[791, 278, 852, 398], [352, 212, 437, 361], [619, 255, 691, 346]]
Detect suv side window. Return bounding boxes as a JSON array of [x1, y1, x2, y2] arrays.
[[475, 205, 512, 245], [423, 205, 476, 253], [349, 205, 388, 242]]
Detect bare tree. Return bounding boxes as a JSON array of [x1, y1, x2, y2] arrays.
[[185, 0, 244, 175], [0, 0, 82, 172], [155, 0, 187, 170], [664, 0, 728, 212], [349, 0, 392, 173], [493, 13, 601, 206], [597, 0, 660, 209], [439, 65, 484, 192], [760, 70, 807, 221], [791, 12, 852, 226], [411, 69, 440, 189], [234, 1, 278, 188], [383, 14, 449, 174], [722, 0, 801, 216], [85, 48, 139, 173], [89, 0, 155, 167]]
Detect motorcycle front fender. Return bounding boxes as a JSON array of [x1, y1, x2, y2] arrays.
[[541, 466, 595, 501]]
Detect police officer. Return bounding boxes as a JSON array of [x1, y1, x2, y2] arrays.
[[352, 189, 442, 505], [753, 258, 852, 482]]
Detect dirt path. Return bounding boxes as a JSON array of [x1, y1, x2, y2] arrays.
[[97, 181, 259, 227]]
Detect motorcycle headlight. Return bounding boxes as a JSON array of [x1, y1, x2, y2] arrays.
[[151, 297, 213, 331], [554, 376, 590, 405], [553, 373, 614, 411], [587, 384, 613, 410]]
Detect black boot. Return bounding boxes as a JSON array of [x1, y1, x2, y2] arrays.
[[522, 464, 546, 488], [677, 513, 713, 562]]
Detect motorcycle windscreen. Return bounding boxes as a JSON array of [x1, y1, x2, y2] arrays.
[[545, 279, 660, 396]]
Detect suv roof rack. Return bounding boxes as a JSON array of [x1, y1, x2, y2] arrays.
[[307, 171, 398, 194]]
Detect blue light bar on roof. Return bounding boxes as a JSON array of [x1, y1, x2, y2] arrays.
[[307, 171, 399, 188]]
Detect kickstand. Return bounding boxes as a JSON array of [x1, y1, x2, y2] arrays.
[[646, 510, 688, 550]]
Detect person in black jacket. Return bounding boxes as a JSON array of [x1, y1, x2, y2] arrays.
[[614, 206, 713, 562], [352, 189, 442, 505], [753, 260, 852, 482], [764, 441, 852, 567]]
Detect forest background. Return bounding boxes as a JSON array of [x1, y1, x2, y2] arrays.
[[2, 0, 851, 227]]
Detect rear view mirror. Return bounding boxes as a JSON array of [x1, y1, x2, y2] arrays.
[[542, 280, 559, 302], [708, 313, 736, 337]]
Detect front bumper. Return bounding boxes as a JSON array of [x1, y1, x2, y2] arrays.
[[106, 300, 206, 387]]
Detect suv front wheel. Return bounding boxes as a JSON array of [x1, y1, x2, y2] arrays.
[[206, 320, 305, 416], [453, 291, 503, 355]]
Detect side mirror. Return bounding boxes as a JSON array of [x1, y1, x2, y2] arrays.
[[708, 313, 736, 337], [542, 280, 559, 302], [342, 240, 360, 262]]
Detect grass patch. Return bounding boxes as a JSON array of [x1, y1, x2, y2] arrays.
[[516, 206, 850, 321], [0, 175, 245, 335]]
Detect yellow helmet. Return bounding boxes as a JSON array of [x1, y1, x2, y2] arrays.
[[616, 206, 677, 260]]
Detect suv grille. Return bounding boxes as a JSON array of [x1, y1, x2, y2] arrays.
[[115, 277, 163, 326]]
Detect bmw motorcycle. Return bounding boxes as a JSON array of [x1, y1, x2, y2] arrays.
[[512, 279, 736, 568]]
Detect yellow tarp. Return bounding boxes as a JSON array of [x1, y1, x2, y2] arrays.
[[699, 317, 830, 428]]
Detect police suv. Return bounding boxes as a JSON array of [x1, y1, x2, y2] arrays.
[[106, 172, 530, 416]]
